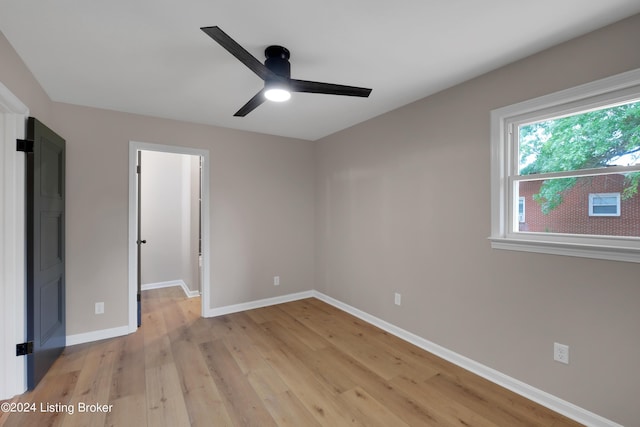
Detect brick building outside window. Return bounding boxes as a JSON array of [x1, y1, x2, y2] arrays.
[[518, 174, 640, 237]]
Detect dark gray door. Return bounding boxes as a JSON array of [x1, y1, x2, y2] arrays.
[[136, 151, 146, 327], [26, 117, 66, 389]]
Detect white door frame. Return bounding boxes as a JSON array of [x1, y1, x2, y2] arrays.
[[0, 82, 29, 399], [128, 141, 210, 330]]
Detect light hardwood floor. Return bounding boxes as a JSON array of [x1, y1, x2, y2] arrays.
[[1, 287, 583, 427]]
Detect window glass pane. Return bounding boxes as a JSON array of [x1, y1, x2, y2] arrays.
[[592, 195, 618, 206], [589, 193, 621, 217], [518, 100, 640, 175], [593, 205, 617, 214], [517, 174, 639, 236]]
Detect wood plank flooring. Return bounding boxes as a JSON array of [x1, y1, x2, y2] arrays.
[[1, 287, 584, 426]]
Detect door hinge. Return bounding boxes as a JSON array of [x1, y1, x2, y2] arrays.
[[16, 139, 34, 153], [16, 341, 34, 356], [136, 165, 141, 174]]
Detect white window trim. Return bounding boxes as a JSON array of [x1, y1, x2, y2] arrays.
[[490, 68, 640, 263], [588, 192, 621, 217]]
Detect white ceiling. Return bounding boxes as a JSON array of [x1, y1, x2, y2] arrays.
[[1, 1, 640, 141]]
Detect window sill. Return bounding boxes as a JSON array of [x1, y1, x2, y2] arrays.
[[489, 236, 640, 263]]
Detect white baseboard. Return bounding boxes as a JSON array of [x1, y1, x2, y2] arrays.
[[311, 291, 622, 427], [142, 280, 200, 298], [66, 325, 130, 346], [203, 290, 314, 317]]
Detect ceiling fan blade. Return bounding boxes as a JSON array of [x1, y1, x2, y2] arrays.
[[290, 79, 372, 97], [201, 26, 275, 81], [234, 90, 267, 117]]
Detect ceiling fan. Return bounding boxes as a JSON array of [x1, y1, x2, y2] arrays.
[[200, 26, 372, 117]]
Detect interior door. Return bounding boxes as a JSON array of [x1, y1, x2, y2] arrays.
[[25, 117, 66, 389], [136, 151, 146, 326]]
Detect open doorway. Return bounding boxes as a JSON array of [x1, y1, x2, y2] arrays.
[[139, 150, 201, 310], [128, 141, 210, 332]]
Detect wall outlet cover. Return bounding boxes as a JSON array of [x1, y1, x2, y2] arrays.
[[554, 342, 569, 364], [95, 302, 105, 315], [394, 293, 402, 306]]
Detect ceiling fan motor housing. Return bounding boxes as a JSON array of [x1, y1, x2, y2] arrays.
[[265, 45, 291, 79]]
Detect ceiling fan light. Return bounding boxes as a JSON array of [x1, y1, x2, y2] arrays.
[[264, 87, 291, 102], [264, 80, 291, 102]]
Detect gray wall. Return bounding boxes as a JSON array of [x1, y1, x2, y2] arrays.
[[0, 32, 51, 123], [50, 101, 316, 334], [314, 14, 640, 426]]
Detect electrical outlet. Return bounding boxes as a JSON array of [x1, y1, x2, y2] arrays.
[[394, 293, 402, 306], [95, 302, 104, 315], [273, 276, 280, 286], [554, 342, 569, 364]]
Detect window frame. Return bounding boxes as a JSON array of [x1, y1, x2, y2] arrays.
[[490, 68, 640, 263], [588, 193, 621, 217]]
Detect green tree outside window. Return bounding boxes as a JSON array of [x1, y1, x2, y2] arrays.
[[519, 101, 640, 213]]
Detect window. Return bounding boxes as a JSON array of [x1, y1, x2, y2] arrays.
[[490, 68, 640, 263], [589, 193, 620, 217]]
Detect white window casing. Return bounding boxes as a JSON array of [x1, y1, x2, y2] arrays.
[[490, 68, 640, 263]]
